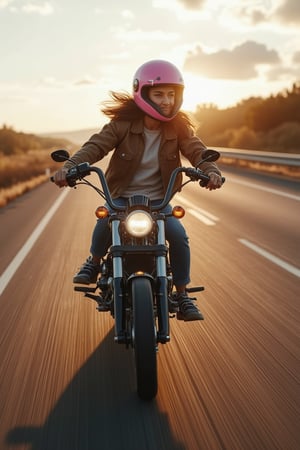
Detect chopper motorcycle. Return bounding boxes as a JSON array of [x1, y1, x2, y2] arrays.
[[51, 148, 224, 400]]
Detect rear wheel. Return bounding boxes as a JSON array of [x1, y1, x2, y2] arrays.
[[131, 277, 157, 400]]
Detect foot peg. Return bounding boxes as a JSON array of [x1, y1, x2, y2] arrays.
[[186, 286, 205, 293], [74, 285, 96, 293]]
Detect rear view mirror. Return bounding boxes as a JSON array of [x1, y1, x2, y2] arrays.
[[51, 149, 70, 162]]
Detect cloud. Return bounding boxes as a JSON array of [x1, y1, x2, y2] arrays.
[[178, 0, 206, 9], [184, 41, 280, 80], [266, 64, 300, 81], [293, 51, 300, 64], [22, 2, 53, 15], [73, 76, 97, 86], [237, 0, 300, 26], [153, 0, 208, 20], [121, 9, 135, 19], [113, 27, 179, 42], [274, 0, 300, 24], [244, 7, 268, 25], [251, 9, 267, 24], [0, 0, 54, 14], [37, 75, 98, 88], [0, 0, 13, 7]]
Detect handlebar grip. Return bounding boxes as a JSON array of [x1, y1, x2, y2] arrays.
[[199, 175, 210, 187], [199, 176, 226, 187], [66, 162, 91, 186], [50, 163, 90, 187]]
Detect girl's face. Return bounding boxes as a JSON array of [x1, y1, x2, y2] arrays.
[[148, 85, 175, 117]]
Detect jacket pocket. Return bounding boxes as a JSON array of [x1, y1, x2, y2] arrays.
[[114, 148, 134, 161], [166, 153, 178, 161]]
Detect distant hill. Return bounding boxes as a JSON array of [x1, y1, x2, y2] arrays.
[[40, 128, 100, 146], [0, 125, 74, 155]]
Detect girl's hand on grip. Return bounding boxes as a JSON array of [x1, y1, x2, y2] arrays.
[[53, 167, 69, 187], [206, 172, 223, 190]]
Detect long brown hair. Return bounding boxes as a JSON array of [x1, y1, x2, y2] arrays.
[[101, 91, 195, 138]]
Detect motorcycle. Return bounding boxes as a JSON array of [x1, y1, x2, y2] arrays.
[[51, 149, 224, 400]]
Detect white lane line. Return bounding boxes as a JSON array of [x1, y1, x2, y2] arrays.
[[239, 238, 300, 278], [0, 189, 70, 296], [175, 195, 219, 225], [230, 179, 300, 201], [187, 209, 216, 226]]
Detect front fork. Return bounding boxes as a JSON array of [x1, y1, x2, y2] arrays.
[[110, 219, 125, 344], [156, 218, 170, 343], [111, 217, 170, 344]]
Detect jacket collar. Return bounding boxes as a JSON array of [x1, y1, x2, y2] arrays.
[[130, 118, 177, 140]]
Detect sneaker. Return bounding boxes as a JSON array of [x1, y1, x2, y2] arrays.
[[174, 292, 204, 321], [73, 256, 100, 284]]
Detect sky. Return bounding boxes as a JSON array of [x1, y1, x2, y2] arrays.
[[0, 0, 299, 134]]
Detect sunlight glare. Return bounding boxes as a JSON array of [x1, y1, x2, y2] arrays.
[[182, 74, 221, 112]]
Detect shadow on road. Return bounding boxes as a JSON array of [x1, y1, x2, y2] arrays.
[[5, 329, 186, 450]]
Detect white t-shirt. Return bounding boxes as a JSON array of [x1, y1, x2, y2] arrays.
[[122, 127, 164, 200]]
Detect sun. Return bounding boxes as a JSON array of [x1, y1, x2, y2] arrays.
[[182, 74, 222, 112], [182, 73, 248, 112]]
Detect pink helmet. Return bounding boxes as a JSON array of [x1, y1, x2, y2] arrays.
[[133, 60, 184, 122]]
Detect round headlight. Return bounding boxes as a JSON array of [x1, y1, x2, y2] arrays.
[[125, 210, 153, 237]]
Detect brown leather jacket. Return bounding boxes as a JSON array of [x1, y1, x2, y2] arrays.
[[65, 118, 221, 198]]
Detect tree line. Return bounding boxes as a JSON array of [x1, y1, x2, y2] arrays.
[[194, 82, 300, 153], [0, 81, 299, 156]]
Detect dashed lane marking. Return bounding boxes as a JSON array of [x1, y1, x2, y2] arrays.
[[239, 238, 300, 278], [175, 195, 219, 226]]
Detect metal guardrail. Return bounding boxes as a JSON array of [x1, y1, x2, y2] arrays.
[[215, 148, 300, 167]]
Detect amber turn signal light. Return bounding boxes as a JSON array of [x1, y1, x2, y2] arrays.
[[95, 206, 109, 219], [172, 205, 185, 218]]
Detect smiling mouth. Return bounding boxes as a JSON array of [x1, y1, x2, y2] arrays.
[[160, 106, 172, 115]]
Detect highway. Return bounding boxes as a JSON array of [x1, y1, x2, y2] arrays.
[[0, 165, 299, 450]]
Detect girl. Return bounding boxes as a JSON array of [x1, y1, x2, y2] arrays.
[[53, 59, 223, 321]]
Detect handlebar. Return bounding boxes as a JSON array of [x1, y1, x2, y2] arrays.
[[51, 163, 225, 211]]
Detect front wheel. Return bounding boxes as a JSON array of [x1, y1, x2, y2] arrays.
[[131, 277, 157, 401]]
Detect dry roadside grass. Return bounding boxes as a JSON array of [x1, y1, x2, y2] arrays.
[[0, 149, 68, 207], [0, 173, 53, 208]]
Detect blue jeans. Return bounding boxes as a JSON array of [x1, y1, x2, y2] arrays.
[[90, 198, 190, 287]]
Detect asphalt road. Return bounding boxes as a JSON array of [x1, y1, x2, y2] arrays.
[[0, 166, 299, 450]]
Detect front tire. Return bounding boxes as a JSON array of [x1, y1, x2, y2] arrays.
[[131, 277, 157, 401]]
